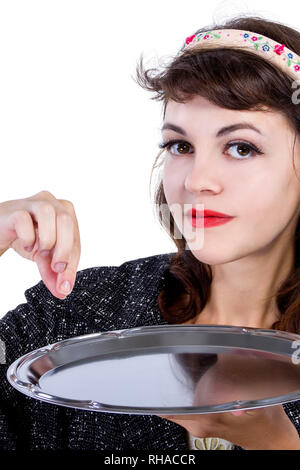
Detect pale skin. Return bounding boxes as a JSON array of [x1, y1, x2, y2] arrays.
[[158, 95, 300, 449], [0, 191, 81, 299]]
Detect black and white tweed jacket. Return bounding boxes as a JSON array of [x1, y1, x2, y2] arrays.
[[0, 252, 299, 450]]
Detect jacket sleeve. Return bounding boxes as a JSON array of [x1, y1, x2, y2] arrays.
[[0, 265, 120, 450], [0, 298, 55, 449]]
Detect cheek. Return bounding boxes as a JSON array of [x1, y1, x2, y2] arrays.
[[162, 159, 183, 205], [162, 158, 300, 256], [235, 166, 300, 232]]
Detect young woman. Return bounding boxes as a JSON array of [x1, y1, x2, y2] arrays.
[[1, 14, 300, 450]]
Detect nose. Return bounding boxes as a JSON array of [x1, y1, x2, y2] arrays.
[[184, 158, 223, 195]]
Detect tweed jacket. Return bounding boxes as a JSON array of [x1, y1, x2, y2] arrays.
[[0, 251, 299, 450]]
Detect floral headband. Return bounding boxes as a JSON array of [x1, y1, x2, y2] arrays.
[[179, 29, 300, 81]]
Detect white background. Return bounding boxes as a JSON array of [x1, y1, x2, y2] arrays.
[[0, 0, 299, 316]]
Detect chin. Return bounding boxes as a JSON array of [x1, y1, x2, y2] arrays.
[[187, 246, 236, 266]]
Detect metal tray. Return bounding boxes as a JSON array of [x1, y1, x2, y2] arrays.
[[6, 324, 300, 415]]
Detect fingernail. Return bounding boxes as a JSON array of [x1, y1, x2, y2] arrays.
[[60, 280, 71, 294], [54, 262, 67, 273], [40, 250, 51, 257], [231, 410, 245, 416], [24, 245, 34, 252]]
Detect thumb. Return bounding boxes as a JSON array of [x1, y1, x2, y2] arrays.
[[35, 249, 67, 299]]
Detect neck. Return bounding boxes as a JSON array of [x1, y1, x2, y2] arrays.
[[192, 233, 295, 329]]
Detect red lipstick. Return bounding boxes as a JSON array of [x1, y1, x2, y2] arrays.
[[186, 208, 234, 228]]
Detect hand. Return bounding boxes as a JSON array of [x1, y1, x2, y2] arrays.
[[0, 190, 81, 299], [157, 404, 300, 450]]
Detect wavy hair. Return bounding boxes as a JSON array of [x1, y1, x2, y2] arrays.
[[133, 14, 300, 333]]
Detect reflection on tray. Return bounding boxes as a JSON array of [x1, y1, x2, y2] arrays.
[[29, 348, 300, 409], [173, 350, 300, 406]]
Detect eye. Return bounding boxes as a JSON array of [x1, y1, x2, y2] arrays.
[[158, 139, 192, 156], [158, 139, 264, 160], [224, 141, 264, 160]]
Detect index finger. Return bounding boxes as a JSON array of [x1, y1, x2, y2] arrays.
[[35, 238, 80, 299], [34, 206, 81, 299]]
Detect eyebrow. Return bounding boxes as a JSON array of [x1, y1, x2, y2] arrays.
[[161, 122, 263, 137]]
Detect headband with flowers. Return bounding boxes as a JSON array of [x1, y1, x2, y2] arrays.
[[179, 29, 300, 82]]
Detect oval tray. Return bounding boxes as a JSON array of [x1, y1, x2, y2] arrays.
[[6, 324, 300, 415]]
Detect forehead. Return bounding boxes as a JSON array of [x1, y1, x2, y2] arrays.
[[163, 95, 291, 137]]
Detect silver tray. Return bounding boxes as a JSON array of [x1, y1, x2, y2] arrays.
[[6, 324, 300, 415]]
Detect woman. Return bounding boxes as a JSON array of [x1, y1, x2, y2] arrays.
[[1, 14, 300, 450]]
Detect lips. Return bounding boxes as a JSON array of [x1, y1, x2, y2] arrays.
[[187, 208, 232, 218], [186, 207, 234, 228]]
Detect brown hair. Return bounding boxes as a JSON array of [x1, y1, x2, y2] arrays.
[[133, 14, 300, 333]]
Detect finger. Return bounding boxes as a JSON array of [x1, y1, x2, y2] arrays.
[[34, 247, 66, 299], [34, 229, 80, 299], [156, 414, 193, 424], [50, 211, 74, 273], [10, 210, 36, 251], [55, 237, 80, 297], [54, 203, 81, 296], [32, 200, 80, 299], [231, 410, 246, 416], [157, 415, 179, 420], [30, 202, 56, 252]]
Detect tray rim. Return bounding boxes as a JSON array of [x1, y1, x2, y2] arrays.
[[6, 324, 300, 415]]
